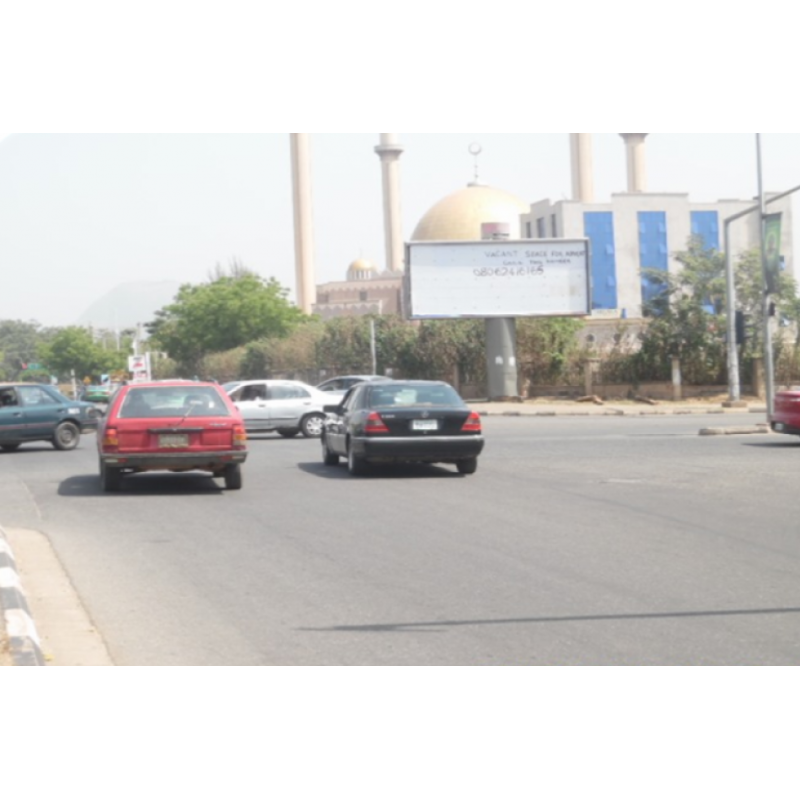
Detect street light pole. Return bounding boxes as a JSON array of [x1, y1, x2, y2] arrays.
[[757, 134, 776, 417], [724, 182, 800, 404]]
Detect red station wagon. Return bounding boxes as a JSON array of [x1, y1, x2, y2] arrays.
[[97, 381, 248, 492]]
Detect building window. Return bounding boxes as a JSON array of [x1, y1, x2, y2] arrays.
[[359, 291, 368, 302], [690, 210, 720, 251], [525, 221, 532, 238], [536, 218, 546, 238], [551, 214, 558, 237], [584, 211, 618, 311]]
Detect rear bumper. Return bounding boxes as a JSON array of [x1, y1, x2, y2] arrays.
[[770, 418, 800, 436], [100, 450, 247, 472], [353, 435, 484, 462]]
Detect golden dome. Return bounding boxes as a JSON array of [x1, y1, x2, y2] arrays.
[[411, 184, 529, 242], [347, 257, 378, 281]]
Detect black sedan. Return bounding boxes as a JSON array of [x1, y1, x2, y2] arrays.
[[320, 380, 484, 476]]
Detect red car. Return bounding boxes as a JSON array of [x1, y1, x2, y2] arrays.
[[770, 389, 800, 437], [97, 381, 248, 492]]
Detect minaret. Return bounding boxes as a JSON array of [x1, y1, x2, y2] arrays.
[[374, 133, 405, 273], [620, 133, 649, 193], [569, 134, 594, 202], [290, 133, 316, 313]]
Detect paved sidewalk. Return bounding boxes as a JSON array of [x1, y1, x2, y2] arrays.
[[467, 397, 769, 418]]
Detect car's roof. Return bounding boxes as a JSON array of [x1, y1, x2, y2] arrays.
[[0, 382, 54, 389], [327, 375, 388, 380], [364, 380, 449, 386], [124, 381, 218, 389], [232, 379, 314, 386]]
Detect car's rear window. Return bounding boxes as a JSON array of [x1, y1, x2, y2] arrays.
[[117, 386, 231, 418], [368, 385, 465, 408]]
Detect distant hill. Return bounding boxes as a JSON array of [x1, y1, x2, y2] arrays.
[[76, 281, 182, 330]]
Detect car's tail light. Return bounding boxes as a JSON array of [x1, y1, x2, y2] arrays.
[[461, 411, 482, 432], [365, 412, 389, 434], [233, 424, 247, 448], [102, 427, 119, 450]]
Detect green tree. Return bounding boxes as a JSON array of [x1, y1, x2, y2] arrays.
[[37, 326, 124, 381], [637, 238, 728, 383], [0, 320, 54, 380], [517, 317, 585, 386], [633, 237, 800, 385], [146, 269, 306, 375], [314, 316, 375, 374]]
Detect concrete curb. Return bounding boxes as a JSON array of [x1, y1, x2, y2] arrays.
[[472, 404, 770, 418], [699, 424, 772, 436], [0, 526, 45, 666]]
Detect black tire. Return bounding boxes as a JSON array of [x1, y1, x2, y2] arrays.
[[53, 421, 80, 451], [224, 463, 243, 490], [277, 429, 300, 438], [457, 457, 478, 475], [301, 413, 326, 438], [347, 441, 367, 476], [1, 443, 21, 452], [100, 460, 122, 492], [321, 434, 339, 466]]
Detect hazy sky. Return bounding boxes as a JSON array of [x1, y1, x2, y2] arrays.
[[3, 132, 800, 327]]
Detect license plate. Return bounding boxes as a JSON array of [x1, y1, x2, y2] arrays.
[[159, 433, 189, 448], [412, 419, 438, 431]]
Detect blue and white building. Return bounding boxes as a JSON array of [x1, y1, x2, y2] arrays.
[[521, 134, 794, 321]]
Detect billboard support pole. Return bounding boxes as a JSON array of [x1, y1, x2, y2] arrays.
[[482, 223, 519, 400]]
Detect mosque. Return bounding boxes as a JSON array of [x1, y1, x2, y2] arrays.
[[290, 134, 794, 332]]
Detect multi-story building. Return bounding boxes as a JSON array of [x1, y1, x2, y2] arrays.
[[522, 191, 793, 320]]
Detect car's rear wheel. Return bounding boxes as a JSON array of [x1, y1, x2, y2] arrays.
[[100, 460, 122, 492], [321, 434, 339, 466], [53, 421, 80, 451], [347, 441, 367, 476], [1, 443, 21, 452], [277, 429, 300, 438], [457, 457, 478, 475], [301, 413, 326, 438], [224, 463, 243, 490]]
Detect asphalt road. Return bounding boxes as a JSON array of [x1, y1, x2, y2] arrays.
[[2, 413, 799, 665]]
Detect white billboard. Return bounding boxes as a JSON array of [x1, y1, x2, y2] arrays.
[[405, 239, 591, 319], [127, 353, 152, 383]]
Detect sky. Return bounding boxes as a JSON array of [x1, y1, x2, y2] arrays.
[[2, 2, 797, 330], [4, 131, 800, 328]]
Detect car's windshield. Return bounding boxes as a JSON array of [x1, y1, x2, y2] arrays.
[[117, 386, 231, 418], [368, 385, 464, 408]]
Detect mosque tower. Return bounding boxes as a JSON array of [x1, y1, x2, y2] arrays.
[[620, 133, 649, 193], [374, 134, 405, 273], [570, 134, 594, 202], [290, 133, 316, 313]]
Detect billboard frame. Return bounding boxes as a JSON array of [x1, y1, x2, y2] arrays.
[[404, 238, 592, 320]]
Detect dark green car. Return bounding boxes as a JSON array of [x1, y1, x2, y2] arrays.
[[81, 384, 114, 403], [0, 383, 102, 451]]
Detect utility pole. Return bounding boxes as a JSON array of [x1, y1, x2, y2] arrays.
[[724, 182, 800, 405], [482, 222, 519, 400], [370, 319, 377, 375], [756, 134, 776, 417]]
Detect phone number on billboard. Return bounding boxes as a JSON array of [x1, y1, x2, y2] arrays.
[[473, 265, 545, 277]]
